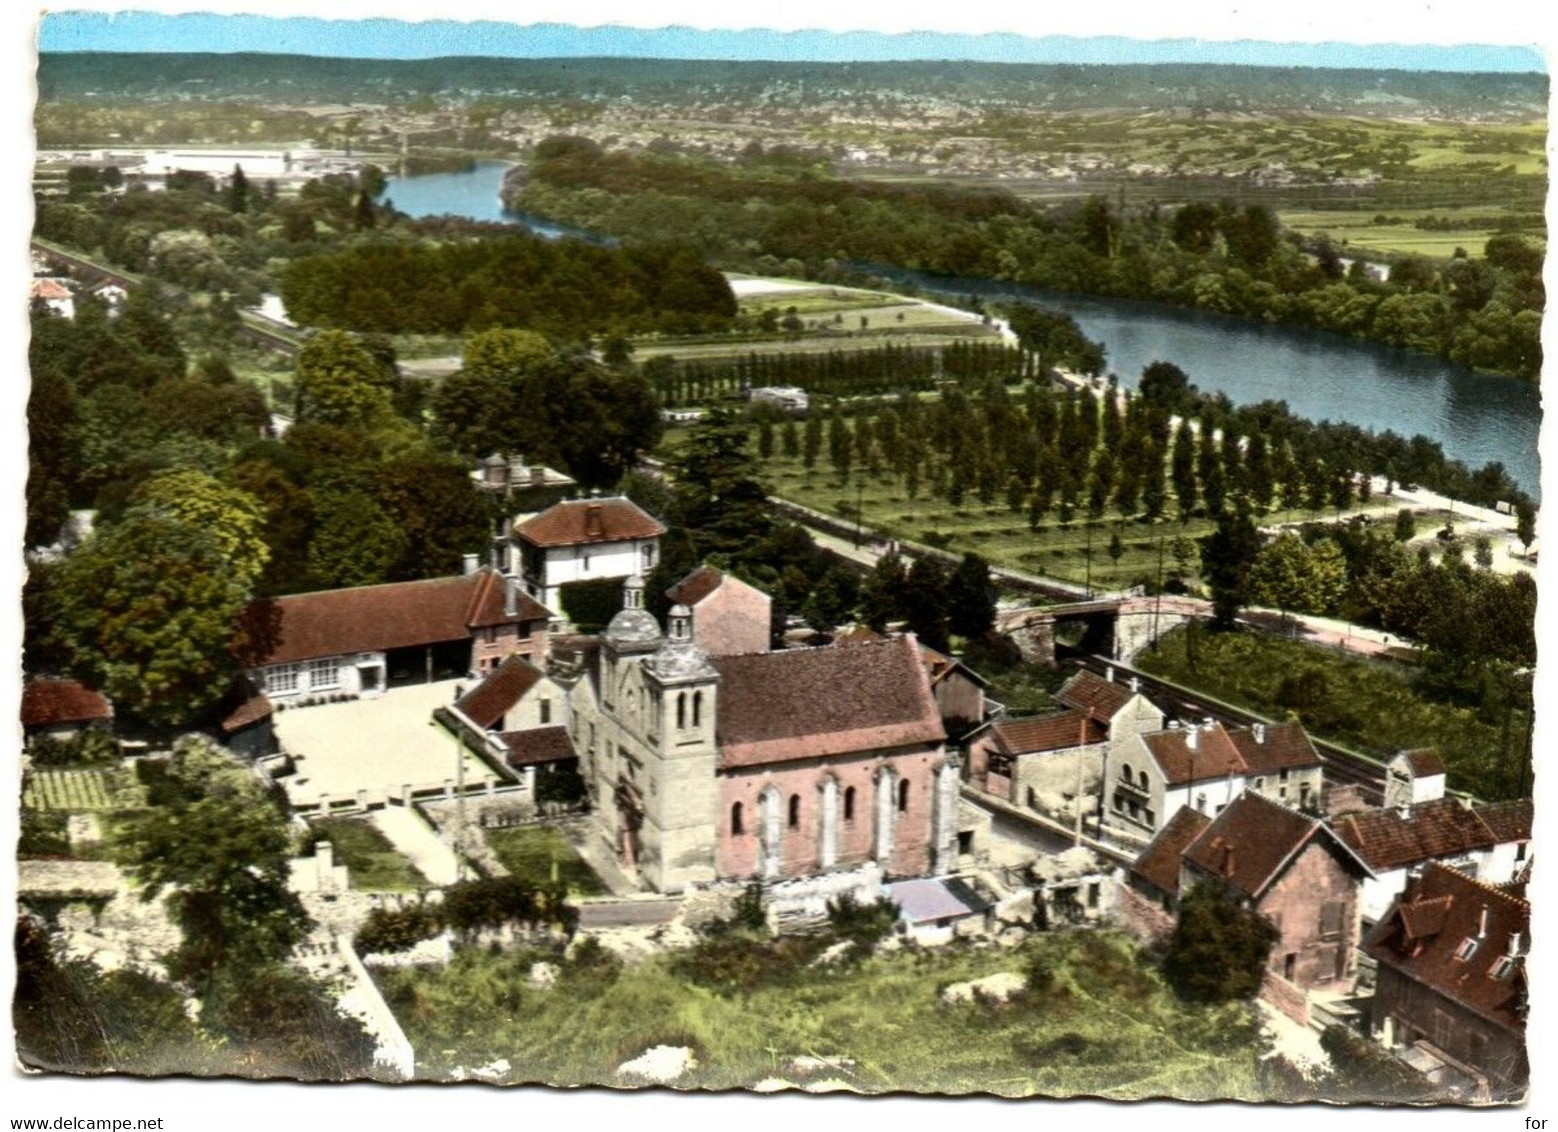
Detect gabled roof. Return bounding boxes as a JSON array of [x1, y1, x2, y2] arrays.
[[919, 644, 990, 690], [455, 655, 546, 730], [21, 679, 112, 729], [992, 710, 1106, 756], [713, 635, 944, 769], [1477, 799, 1534, 845], [1333, 797, 1510, 873], [238, 568, 548, 667], [666, 564, 725, 607], [1228, 721, 1322, 775], [1363, 863, 1529, 1033], [501, 725, 575, 768], [1131, 807, 1213, 898], [1054, 669, 1134, 719], [515, 497, 665, 548], [1187, 792, 1375, 901], [1396, 749, 1447, 778], [1141, 724, 1246, 786], [1182, 792, 1335, 900]]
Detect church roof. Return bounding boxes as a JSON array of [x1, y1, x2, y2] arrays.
[[713, 635, 944, 769]]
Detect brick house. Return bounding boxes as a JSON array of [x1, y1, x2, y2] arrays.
[[513, 496, 665, 612], [238, 565, 550, 703], [1333, 795, 1534, 927], [665, 564, 772, 657], [1177, 792, 1374, 996], [1364, 863, 1529, 1100], [562, 577, 957, 893]]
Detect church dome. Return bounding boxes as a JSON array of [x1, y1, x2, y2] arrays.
[[604, 575, 662, 650]]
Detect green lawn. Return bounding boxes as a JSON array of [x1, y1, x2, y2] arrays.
[[309, 817, 431, 892], [483, 825, 606, 895], [1137, 625, 1530, 802], [375, 930, 1268, 1096]]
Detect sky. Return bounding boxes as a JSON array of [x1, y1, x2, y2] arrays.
[[35, 11, 1549, 72]]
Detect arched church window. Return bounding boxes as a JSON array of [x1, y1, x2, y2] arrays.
[[843, 786, 856, 822], [788, 794, 801, 829], [731, 802, 744, 836], [898, 779, 910, 812]]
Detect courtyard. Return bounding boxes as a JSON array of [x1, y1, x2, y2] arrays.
[[273, 680, 496, 809]]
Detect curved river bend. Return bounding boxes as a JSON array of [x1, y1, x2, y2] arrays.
[[386, 161, 1541, 496]]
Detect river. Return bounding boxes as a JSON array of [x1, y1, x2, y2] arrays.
[[382, 161, 1541, 496]]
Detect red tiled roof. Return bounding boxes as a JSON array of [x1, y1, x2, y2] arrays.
[[1182, 792, 1329, 900], [220, 688, 273, 734], [515, 497, 665, 548], [455, 655, 545, 730], [666, 564, 725, 607], [993, 710, 1106, 756], [1399, 749, 1447, 778], [1477, 799, 1533, 845], [501, 725, 575, 768], [21, 679, 112, 728], [238, 568, 548, 667], [1141, 724, 1246, 786], [1054, 669, 1133, 719], [1228, 721, 1322, 775], [1363, 863, 1529, 1033], [1333, 798, 1504, 873], [713, 635, 944, 768], [1131, 807, 1213, 897], [30, 279, 70, 301]]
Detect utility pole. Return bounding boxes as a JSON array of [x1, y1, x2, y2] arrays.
[[1084, 522, 1094, 598], [1152, 533, 1165, 651], [855, 478, 864, 549]]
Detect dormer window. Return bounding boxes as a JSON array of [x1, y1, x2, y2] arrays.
[[1455, 938, 1479, 961], [1491, 956, 1517, 981]]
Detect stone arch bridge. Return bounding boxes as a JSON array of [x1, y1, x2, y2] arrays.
[[997, 595, 1207, 667]]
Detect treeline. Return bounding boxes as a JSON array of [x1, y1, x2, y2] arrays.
[[279, 237, 736, 338], [649, 340, 1031, 406], [26, 307, 661, 730], [516, 140, 1544, 379]]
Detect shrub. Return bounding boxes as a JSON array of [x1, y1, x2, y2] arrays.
[[825, 892, 900, 951], [355, 903, 443, 954], [535, 759, 587, 806], [1161, 884, 1279, 1003], [559, 576, 628, 632]]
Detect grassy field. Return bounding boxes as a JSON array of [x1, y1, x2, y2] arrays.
[[1278, 207, 1522, 259], [375, 929, 1268, 1095], [1137, 625, 1530, 802], [483, 825, 607, 895], [309, 816, 431, 892]]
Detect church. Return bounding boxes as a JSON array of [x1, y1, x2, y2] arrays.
[[557, 576, 961, 894]]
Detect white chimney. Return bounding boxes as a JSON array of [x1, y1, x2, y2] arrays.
[[1128, 676, 1140, 694], [462, 552, 479, 576], [1203, 716, 1215, 731], [1105, 665, 1115, 683], [1187, 726, 1200, 752], [504, 575, 520, 617], [1253, 723, 1266, 745]]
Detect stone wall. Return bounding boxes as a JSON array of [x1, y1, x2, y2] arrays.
[[1109, 879, 1176, 949]]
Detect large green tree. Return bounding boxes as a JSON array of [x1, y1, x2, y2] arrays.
[[1161, 883, 1279, 1003], [1200, 507, 1262, 629], [119, 737, 307, 989], [53, 513, 247, 726], [946, 552, 997, 640], [131, 468, 271, 590], [294, 330, 395, 427], [1247, 533, 1348, 618]]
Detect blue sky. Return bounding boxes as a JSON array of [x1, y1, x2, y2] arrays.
[[38, 12, 1546, 72]]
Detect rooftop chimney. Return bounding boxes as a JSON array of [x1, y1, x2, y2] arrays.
[[508, 453, 527, 485], [1203, 716, 1215, 731], [1104, 665, 1115, 683], [584, 502, 604, 540], [1187, 726, 1199, 752], [531, 464, 546, 486], [462, 552, 479, 576], [1253, 723, 1266, 745], [1128, 676, 1140, 694], [504, 574, 519, 617]]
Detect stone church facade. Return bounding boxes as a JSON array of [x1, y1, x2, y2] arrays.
[[561, 577, 958, 894]]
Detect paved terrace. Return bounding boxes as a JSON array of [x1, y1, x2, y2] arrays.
[[274, 680, 495, 810]]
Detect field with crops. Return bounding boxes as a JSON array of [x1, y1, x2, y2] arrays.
[[22, 768, 147, 811]]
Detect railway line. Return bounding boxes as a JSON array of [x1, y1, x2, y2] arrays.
[[32, 239, 305, 357], [1056, 645, 1390, 804]]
